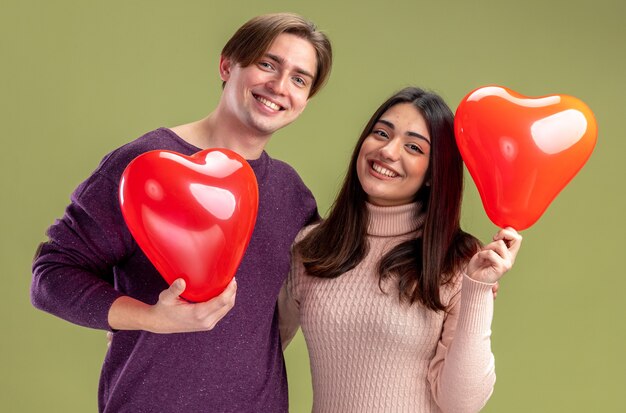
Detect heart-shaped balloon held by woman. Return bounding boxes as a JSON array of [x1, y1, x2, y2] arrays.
[[119, 148, 258, 302], [454, 86, 597, 230]]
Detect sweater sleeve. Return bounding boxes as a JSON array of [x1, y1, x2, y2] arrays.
[[30, 169, 134, 331], [278, 245, 304, 351], [427, 274, 497, 413], [278, 224, 317, 350]]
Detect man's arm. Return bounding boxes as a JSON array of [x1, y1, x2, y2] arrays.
[[108, 278, 236, 333], [31, 161, 237, 332]]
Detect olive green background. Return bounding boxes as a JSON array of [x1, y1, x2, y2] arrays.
[[2, 0, 624, 411]]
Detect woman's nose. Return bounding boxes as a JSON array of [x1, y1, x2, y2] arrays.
[[380, 139, 401, 161]]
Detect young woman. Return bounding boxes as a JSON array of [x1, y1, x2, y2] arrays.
[[279, 87, 522, 413]]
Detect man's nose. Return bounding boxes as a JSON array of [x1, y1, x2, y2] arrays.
[[267, 72, 289, 95]]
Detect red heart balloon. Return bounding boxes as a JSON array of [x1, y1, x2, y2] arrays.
[[119, 148, 258, 302], [455, 86, 597, 230]]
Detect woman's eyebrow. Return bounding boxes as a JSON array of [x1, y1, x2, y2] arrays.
[[377, 119, 431, 145]]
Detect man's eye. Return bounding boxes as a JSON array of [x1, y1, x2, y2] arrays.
[[258, 62, 274, 70], [293, 77, 306, 87]]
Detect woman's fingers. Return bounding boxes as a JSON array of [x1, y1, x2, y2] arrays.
[[467, 227, 523, 284], [494, 227, 523, 257]]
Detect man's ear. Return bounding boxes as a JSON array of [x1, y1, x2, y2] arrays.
[[219, 55, 232, 82]]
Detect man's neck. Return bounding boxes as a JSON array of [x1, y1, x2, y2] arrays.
[[170, 112, 271, 160]]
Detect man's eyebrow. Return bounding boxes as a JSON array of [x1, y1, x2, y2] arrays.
[[264, 53, 315, 79], [377, 119, 431, 145]]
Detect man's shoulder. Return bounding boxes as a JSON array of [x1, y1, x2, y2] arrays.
[[266, 158, 315, 204], [264, 155, 309, 189], [266, 156, 300, 175], [260, 154, 319, 223], [95, 128, 190, 179], [105, 128, 180, 163]]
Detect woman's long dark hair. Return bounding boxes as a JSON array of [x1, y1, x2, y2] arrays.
[[295, 87, 480, 311]]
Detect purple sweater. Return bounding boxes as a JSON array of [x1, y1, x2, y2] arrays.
[[31, 128, 318, 413]]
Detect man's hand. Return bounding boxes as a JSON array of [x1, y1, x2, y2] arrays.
[[108, 278, 237, 334], [148, 278, 237, 333]]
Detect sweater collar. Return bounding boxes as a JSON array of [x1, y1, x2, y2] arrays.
[[161, 127, 270, 184], [366, 201, 425, 237]]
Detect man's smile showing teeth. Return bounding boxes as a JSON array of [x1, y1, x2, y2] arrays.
[[254, 94, 282, 111], [371, 162, 399, 178]]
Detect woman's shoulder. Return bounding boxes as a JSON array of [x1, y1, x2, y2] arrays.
[[295, 221, 322, 243]]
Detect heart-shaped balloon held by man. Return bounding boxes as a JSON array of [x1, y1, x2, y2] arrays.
[[119, 148, 258, 302]]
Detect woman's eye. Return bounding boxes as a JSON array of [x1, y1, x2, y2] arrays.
[[406, 143, 424, 154], [373, 130, 389, 139]]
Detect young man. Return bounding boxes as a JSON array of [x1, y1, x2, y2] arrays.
[[31, 13, 332, 413]]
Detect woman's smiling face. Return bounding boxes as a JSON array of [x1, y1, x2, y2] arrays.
[[356, 102, 432, 206]]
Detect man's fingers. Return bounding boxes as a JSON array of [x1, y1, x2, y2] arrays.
[[207, 299, 236, 329], [209, 280, 237, 310], [209, 278, 237, 306], [193, 280, 237, 329], [159, 278, 186, 304], [224, 278, 237, 298]]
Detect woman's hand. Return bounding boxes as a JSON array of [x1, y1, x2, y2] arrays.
[[467, 227, 523, 284], [108, 278, 237, 334]]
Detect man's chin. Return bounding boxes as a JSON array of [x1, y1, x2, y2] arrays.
[[252, 119, 294, 136]]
